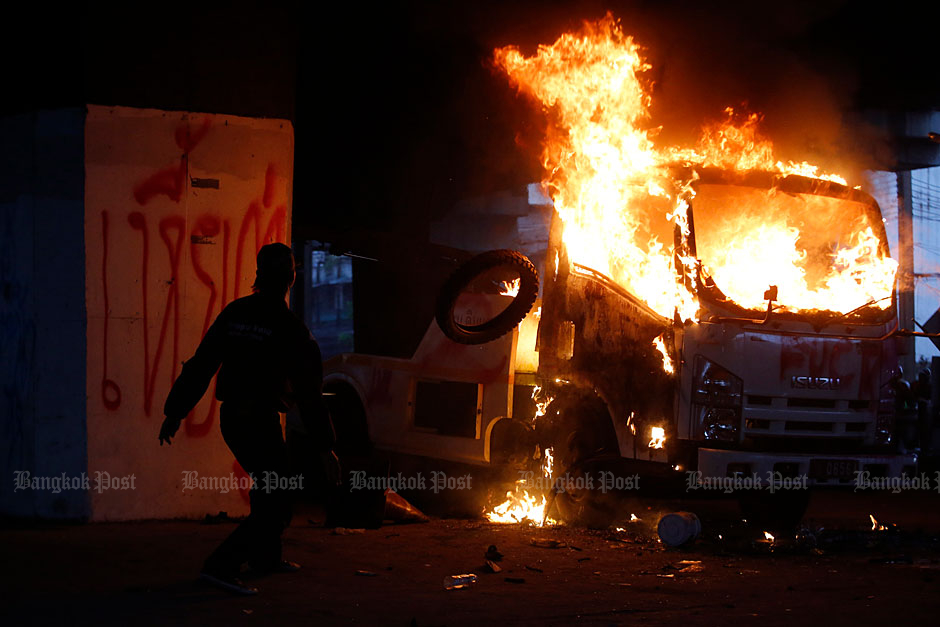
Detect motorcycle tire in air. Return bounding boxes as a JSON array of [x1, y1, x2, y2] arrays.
[[435, 249, 539, 345]]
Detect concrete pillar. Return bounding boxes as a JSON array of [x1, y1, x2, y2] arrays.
[[897, 170, 916, 380]]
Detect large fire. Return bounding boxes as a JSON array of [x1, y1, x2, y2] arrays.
[[495, 14, 897, 320]]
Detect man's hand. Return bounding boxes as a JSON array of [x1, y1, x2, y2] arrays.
[[159, 416, 182, 446], [319, 449, 342, 487]]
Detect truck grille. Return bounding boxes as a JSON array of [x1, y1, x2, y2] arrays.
[[742, 396, 873, 439]]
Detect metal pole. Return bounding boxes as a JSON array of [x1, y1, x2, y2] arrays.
[[897, 170, 916, 380]]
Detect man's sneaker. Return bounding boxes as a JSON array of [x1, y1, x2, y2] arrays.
[[199, 571, 259, 595]]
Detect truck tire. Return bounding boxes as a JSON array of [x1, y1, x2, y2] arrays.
[[323, 383, 372, 459], [435, 249, 539, 345], [542, 393, 621, 528]]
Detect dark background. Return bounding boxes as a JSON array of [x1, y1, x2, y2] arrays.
[[4, 0, 940, 238], [5, 1, 940, 356]]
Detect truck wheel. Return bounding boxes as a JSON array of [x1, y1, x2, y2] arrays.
[[323, 383, 372, 459], [543, 394, 620, 528], [435, 249, 539, 345]]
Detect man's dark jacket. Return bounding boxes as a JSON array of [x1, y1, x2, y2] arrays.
[[163, 292, 336, 450]]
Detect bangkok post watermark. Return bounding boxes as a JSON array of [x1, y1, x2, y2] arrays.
[[516, 470, 641, 493], [181, 470, 304, 494], [686, 470, 809, 494], [349, 471, 473, 493], [853, 471, 940, 493], [13, 470, 136, 494]]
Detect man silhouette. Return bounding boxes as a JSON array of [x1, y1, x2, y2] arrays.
[[159, 242, 340, 595]]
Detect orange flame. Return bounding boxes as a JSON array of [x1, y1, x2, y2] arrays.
[[484, 386, 556, 525], [499, 278, 521, 297], [649, 426, 666, 449], [672, 108, 848, 185], [495, 14, 896, 319], [653, 334, 674, 374]]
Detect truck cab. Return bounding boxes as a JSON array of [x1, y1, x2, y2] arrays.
[[314, 169, 917, 521]]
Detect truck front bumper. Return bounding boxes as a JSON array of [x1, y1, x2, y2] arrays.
[[697, 447, 919, 487]]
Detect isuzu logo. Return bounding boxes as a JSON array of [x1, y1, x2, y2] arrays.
[[791, 376, 840, 390]]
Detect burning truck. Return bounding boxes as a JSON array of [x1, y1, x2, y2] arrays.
[[312, 15, 917, 526]]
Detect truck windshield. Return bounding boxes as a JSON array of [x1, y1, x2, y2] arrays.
[[690, 182, 897, 320]]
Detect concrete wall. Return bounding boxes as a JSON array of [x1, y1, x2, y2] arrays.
[[84, 105, 293, 520], [1, 110, 89, 519]]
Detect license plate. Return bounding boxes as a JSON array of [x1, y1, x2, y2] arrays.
[[809, 459, 858, 480]]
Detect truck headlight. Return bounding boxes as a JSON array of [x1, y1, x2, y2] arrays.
[[692, 356, 743, 442]]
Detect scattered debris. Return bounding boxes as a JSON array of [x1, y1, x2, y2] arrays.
[[355, 570, 378, 577], [524, 565, 544, 573], [504, 577, 526, 584], [332, 527, 366, 535], [485, 545, 503, 562], [483, 560, 502, 573], [655, 560, 705, 575], [443, 574, 478, 590], [676, 560, 704, 574], [531, 539, 567, 549]]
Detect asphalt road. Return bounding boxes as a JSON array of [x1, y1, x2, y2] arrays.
[[3, 489, 940, 626]]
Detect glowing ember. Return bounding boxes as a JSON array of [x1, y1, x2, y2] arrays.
[[652, 334, 674, 374], [495, 14, 896, 319], [499, 277, 521, 297], [870, 514, 887, 531], [648, 426, 666, 449], [630, 513, 639, 522], [763, 531, 775, 542]]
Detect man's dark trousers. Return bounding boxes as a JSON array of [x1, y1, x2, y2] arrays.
[[204, 401, 292, 575]]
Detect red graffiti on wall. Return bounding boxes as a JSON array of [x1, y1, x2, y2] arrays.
[[134, 117, 212, 205], [234, 164, 287, 299], [125, 213, 186, 416], [98, 118, 289, 442]]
